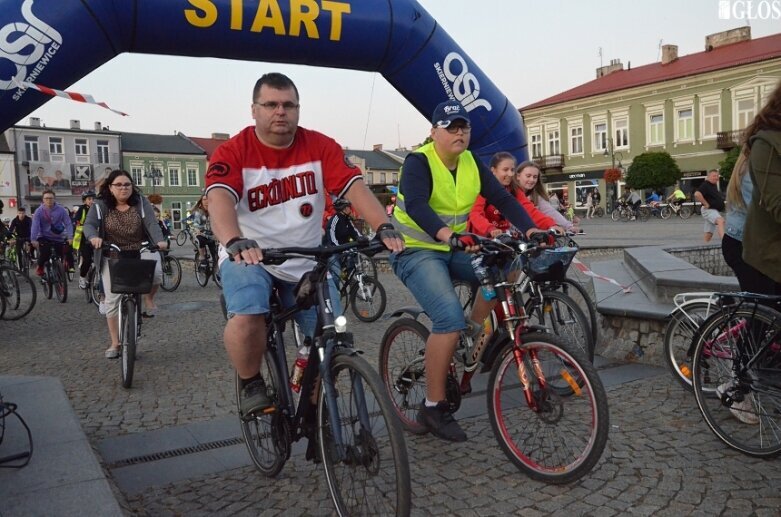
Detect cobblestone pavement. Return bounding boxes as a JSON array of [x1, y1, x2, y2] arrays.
[[2, 240, 780, 515]]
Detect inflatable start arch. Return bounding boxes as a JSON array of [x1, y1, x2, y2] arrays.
[[0, 0, 528, 163]]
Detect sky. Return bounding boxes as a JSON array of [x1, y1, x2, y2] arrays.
[[20, 0, 781, 151]]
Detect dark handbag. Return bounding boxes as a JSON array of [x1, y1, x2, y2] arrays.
[[108, 258, 156, 294]]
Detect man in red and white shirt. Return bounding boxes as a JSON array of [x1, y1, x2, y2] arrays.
[[206, 73, 403, 416]]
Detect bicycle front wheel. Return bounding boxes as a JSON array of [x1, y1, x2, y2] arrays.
[[663, 300, 717, 391], [487, 332, 609, 483], [120, 298, 137, 389], [318, 352, 411, 516], [54, 260, 68, 303], [176, 231, 187, 246], [378, 318, 430, 434], [89, 266, 103, 308], [349, 276, 386, 322], [43, 265, 53, 299], [692, 306, 781, 457], [194, 252, 209, 287], [236, 350, 289, 477], [660, 206, 672, 220], [679, 206, 693, 219], [160, 255, 182, 292], [0, 265, 36, 320]]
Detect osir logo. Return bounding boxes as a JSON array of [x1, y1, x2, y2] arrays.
[[434, 51, 492, 113], [1, 0, 63, 94]]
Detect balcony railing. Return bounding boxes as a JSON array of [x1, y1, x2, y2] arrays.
[[716, 130, 745, 150], [533, 154, 565, 170]]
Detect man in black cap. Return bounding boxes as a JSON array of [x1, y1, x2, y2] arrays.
[[390, 100, 545, 442]]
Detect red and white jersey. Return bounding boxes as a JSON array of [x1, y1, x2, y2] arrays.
[[206, 126, 362, 282]]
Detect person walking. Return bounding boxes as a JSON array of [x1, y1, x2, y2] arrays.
[[694, 170, 725, 242]]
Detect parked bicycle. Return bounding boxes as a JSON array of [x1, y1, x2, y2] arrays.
[[38, 240, 68, 303], [232, 238, 410, 515], [690, 292, 781, 457], [379, 233, 609, 483], [332, 248, 387, 322], [101, 242, 160, 389]]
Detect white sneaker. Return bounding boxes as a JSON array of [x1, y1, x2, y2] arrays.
[[79, 277, 88, 289], [716, 381, 759, 425], [99, 301, 108, 315]]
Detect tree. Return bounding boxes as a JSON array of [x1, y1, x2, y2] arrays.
[[718, 146, 741, 182], [624, 152, 682, 190]]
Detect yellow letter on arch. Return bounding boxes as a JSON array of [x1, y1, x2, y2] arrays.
[[289, 0, 319, 39], [322, 1, 350, 41], [250, 0, 286, 35], [184, 0, 218, 28]]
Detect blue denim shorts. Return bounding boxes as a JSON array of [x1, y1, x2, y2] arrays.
[[389, 248, 478, 334], [220, 260, 341, 338]]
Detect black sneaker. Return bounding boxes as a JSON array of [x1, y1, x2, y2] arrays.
[[417, 401, 467, 442], [240, 379, 272, 415]]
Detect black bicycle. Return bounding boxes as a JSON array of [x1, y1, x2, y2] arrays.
[[38, 240, 68, 303], [194, 236, 221, 288], [332, 248, 386, 322], [233, 238, 410, 515]]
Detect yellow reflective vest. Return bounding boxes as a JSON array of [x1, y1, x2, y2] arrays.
[[392, 142, 480, 251]]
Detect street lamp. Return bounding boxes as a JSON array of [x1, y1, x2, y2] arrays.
[[603, 138, 624, 210], [143, 166, 163, 194]]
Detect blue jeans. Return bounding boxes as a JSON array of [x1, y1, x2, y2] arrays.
[[389, 248, 477, 334]]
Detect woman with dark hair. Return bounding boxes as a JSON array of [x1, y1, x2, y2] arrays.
[[742, 80, 781, 294], [82, 169, 167, 358], [468, 152, 563, 237], [190, 193, 217, 271]]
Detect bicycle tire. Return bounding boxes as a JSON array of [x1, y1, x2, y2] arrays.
[[160, 255, 182, 292], [84, 264, 93, 303], [19, 247, 30, 275], [194, 251, 209, 287], [487, 332, 609, 483], [0, 265, 36, 320], [663, 300, 718, 391], [67, 267, 75, 283], [318, 351, 411, 516], [43, 264, 53, 299], [610, 208, 621, 222], [211, 250, 222, 288], [175, 230, 187, 246], [679, 206, 693, 219], [660, 206, 672, 220], [54, 260, 68, 303], [691, 305, 781, 458], [89, 266, 103, 308], [526, 290, 594, 362], [452, 279, 476, 313], [557, 278, 599, 355], [120, 298, 137, 389], [349, 275, 386, 322], [236, 350, 289, 477], [378, 318, 430, 434]]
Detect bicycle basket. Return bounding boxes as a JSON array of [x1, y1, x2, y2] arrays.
[[108, 258, 156, 294], [525, 247, 577, 282]]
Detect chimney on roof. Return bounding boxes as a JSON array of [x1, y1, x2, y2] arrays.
[[661, 44, 678, 65], [596, 59, 623, 79], [69, 119, 80, 130], [705, 26, 751, 51], [373, 144, 383, 151], [211, 132, 229, 140], [94, 121, 102, 131], [29, 117, 41, 127]]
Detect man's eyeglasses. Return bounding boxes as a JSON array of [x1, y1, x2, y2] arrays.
[[254, 101, 300, 112], [111, 183, 133, 189], [444, 124, 471, 134]]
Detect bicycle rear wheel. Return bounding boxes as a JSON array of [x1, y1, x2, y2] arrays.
[[318, 352, 411, 516], [54, 260, 68, 303], [526, 290, 594, 362], [194, 251, 209, 287], [120, 298, 137, 389], [0, 265, 36, 320], [558, 278, 598, 355], [175, 230, 187, 246], [692, 306, 781, 457], [663, 300, 717, 390], [349, 275, 386, 322], [160, 255, 182, 292], [378, 318, 429, 434], [487, 332, 609, 483], [236, 350, 289, 477]]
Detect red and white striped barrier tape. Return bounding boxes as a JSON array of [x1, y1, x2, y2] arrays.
[[571, 257, 632, 293], [12, 78, 128, 117]]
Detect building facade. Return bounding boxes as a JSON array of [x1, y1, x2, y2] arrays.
[[521, 28, 781, 212], [120, 132, 206, 230]]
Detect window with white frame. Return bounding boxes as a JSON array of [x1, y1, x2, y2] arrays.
[[49, 136, 63, 155], [547, 128, 560, 155], [131, 166, 144, 186], [168, 166, 180, 187], [570, 125, 583, 155], [736, 98, 755, 130], [187, 166, 199, 187], [701, 101, 720, 139], [96, 140, 110, 164], [150, 164, 164, 186], [530, 133, 542, 158], [614, 117, 629, 148], [74, 138, 88, 156], [648, 111, 665, 146], [593, 122, 607, 152], [676, 107, 694, 142], [24, 136, 39, 162]]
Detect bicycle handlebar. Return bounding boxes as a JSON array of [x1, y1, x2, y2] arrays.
[[260, 237, 387, 266], [99, 241, 161, 253]]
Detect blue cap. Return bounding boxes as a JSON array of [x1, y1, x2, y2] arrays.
[[431, 100, 470, 128]]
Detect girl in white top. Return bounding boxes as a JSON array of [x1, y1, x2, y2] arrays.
[[515, 161, 581, 233]]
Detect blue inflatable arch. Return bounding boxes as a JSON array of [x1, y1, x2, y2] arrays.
[[0, 0, 527, 164]]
